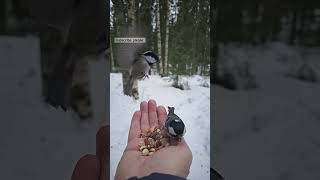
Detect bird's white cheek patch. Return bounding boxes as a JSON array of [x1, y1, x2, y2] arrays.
[[174, 119, 180, 122], [168, 126, 177, 136]]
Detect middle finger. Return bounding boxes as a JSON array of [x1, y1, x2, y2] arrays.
[[148, 100, 158, 128], [140, 101, 149, 132]]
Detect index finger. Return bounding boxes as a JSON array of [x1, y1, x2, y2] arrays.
[[128, 111, 142, 142], [148, 100, 158, 128], [140, 101, 149, 132]]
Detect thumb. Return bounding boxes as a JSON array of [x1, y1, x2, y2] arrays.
[[71, 155, 100, 180], [96, 126, 110, 180]]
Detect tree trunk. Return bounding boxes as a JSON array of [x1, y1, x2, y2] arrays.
[[0, 0, 7, 34], [298, 8, 306, 45], [122, 0, 136, 96], [212, 7, 219, 84], [156, 0, 163, 75], [110, 37, 114, 71], [127, 0, 136, 35], [289, 9, 297, 45], [164, 0, 170, 76]]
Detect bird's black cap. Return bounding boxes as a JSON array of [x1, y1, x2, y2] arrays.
[[168, 106, 175, 114], [143, 51, 160, 62]]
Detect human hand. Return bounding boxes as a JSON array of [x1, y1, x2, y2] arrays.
[[71, 126, 109, 180], [115, 100, 192, 180]]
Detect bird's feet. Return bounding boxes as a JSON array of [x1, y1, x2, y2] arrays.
[[142, 74, 149, 80]]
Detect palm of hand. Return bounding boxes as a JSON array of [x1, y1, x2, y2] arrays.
[[115, 100, 192, 180]]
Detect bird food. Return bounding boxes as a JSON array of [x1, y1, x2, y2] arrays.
[[138, 106, 186, 156], [138, 126, 169, 156]]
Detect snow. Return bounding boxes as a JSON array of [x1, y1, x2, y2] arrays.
[[0, 36, 107, 180], [3, 35, 319, 180], [110, 73, 210, 179], [213, 42, 320, 180]]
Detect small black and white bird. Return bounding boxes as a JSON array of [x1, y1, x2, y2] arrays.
[[130, 51, 159, 79], [165, 106, 186, 140], [126, 51, 159, 95]]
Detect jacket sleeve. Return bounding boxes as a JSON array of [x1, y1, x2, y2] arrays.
[[128, 173, 186, 180]]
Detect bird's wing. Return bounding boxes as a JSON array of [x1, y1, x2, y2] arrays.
[[115, 43, 147, 69], [130, 59, 150, 78]]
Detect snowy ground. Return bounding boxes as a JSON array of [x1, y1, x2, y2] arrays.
[[213, 42, 320, 180], [110, 73, 210, 179], [3, 36, 318, 180], [0, 36, 107, 180]]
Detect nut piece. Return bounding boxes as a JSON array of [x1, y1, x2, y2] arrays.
[[155, 140, 161, 148], [138, 141, 145, 146], [144, 138, 150, 145], [142, 148, 149, 156], [138, 125, 171, 155], [139, 145, 146, 151], [148, 138, 155, 147]]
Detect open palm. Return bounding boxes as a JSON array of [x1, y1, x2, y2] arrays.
[[115, 100, 192, 180]]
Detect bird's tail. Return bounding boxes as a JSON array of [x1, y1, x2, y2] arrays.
[[124, 75, 135, 96], [45, 49, 76, 111]]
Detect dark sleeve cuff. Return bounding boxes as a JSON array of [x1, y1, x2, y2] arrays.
[[128, 173, 186, 180]]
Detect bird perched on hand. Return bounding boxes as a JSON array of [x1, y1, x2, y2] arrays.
[[125, 51, 159, 97], [165, 106, 186, 141]]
